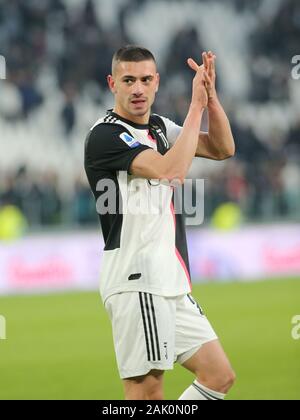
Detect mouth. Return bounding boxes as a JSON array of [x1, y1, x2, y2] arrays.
[[131, 99, 147, 106]]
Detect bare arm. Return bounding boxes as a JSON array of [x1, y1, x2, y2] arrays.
[[195, 52, 235, 160], [130, 59, 209, 184], [196, 97, 235, 160]]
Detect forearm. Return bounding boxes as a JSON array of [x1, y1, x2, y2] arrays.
[[206, 97, 235, 159], [161, 104, 204, 183]]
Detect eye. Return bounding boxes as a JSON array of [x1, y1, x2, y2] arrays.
[[124, 79, 134, 84], [142, 77, 152, 83]]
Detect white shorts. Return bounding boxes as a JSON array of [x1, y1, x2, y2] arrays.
[[104, 292, 218, 379]]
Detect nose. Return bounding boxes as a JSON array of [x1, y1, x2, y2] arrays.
[[132, 80, 144, 96]]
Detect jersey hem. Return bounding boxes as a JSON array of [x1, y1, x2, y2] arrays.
[[101, 285, 192, 305]]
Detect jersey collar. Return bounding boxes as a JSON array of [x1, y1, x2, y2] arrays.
[[107, 110, 150, 130]]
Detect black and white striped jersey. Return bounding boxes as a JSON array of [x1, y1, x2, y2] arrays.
[[84, 110, 192, 303]]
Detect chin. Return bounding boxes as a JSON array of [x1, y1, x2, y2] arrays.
[[130, 108, 147, 116], [136, 110, 148, 116]]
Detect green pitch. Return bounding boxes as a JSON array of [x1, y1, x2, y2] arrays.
[[0, 278, 299, 400]]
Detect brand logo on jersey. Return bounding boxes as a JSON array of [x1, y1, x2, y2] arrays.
[[119, 132, 140, 148]]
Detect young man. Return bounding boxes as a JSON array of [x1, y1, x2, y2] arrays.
[[84, 45, 236, 400]]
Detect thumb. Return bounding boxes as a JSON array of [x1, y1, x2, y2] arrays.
[[187, 58, 199, 72]]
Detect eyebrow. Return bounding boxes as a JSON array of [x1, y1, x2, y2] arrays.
[[121, 75, 154, 80]]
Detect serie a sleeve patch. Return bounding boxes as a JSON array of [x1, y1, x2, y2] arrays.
[[119, 132, 141, 148]]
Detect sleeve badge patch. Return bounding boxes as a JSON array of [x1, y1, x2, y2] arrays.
[[119, 132, 141, 148]]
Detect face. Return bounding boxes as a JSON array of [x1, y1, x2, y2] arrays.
[[107, 60, 159, 124]]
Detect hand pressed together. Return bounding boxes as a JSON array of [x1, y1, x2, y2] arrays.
[[187, 51, 217, 108]]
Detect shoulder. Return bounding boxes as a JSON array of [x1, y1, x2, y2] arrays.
[[89, 122, 127, 138], [151, 114, 181, 132], [86, 122, 132, 151], [150, 113, 167, 132], [90, 113, 120, 130]]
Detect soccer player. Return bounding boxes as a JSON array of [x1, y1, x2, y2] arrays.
[[84, 45, 236, 400]]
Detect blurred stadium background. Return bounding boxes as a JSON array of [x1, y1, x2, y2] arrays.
[[0, 0, 299, 400]]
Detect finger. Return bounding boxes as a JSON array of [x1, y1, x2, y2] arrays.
[[202, 52, 209, 70], [209, 58, 214, 77], [210, 53, 216, 68], [204, 71, 211, 85], [208, 54, 216, 76], [204, 51, 212, 74], [209, 51, 216, 64], [187, 57, 200, 72]]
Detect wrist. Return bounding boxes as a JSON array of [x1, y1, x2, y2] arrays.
[[189, 102, 206, 114], [207, 94, 220, 108], [185, 103, 205, 131]]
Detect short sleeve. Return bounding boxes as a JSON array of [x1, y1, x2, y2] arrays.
[[85, 123, 151, 173], [160, 116, 182, 147]]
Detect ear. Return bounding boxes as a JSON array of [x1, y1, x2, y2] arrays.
[[155, 73, 160, 93], [107, 75, 116, 93]]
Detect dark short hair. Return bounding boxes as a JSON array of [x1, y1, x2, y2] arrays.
[[112, 45, 156, 72]]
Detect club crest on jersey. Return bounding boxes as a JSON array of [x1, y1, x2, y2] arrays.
[[119, 132, 140, 148]]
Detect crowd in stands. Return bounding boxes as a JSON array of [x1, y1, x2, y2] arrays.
[[0, 0, 299, 229]]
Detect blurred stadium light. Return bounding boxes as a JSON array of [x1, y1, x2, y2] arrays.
[[0, 55, 6, 80]]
